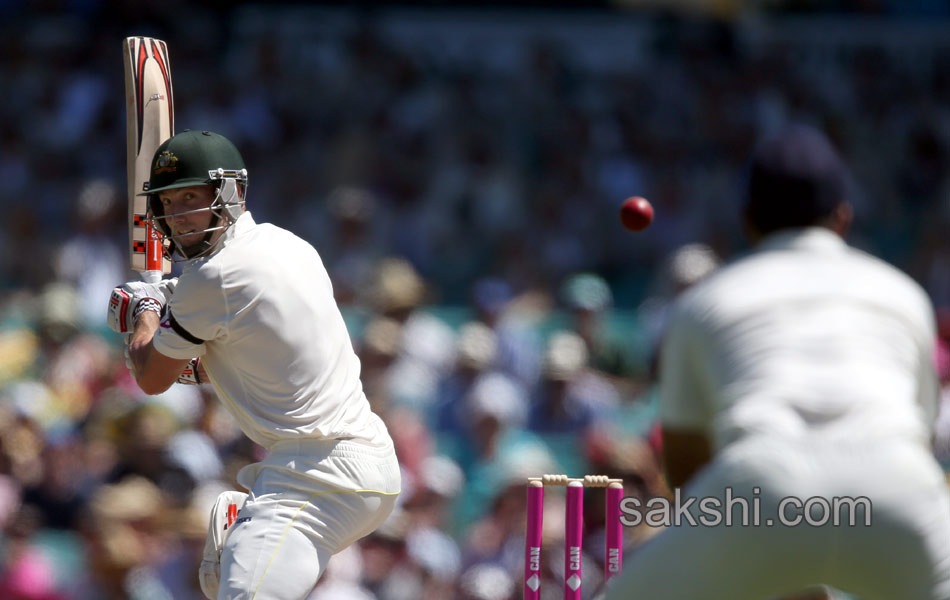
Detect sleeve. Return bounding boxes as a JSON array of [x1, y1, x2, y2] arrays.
[[658, 297, 715, 432], [153, 264, 229, 360]]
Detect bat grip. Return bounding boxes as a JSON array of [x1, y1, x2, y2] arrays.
[[141, 270, 163, 284]]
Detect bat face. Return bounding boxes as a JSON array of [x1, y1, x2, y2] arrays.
[[123, 37, 173, 277]]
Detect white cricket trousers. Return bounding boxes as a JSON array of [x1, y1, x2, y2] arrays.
[[217, 435, 401, 600], [605, 435, 950, 600]]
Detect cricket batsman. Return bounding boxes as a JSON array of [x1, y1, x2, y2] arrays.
[[107, 130, 401, 599]]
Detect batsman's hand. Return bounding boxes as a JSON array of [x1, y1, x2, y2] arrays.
[[107, 278, 178, 334]]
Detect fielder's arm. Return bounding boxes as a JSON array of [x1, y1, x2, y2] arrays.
[[128, 311, 191, 394]]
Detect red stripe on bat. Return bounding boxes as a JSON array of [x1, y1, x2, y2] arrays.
[[136, 38, 148, 154], [150, 40, 174, 133], [146, 221, 162, 271]]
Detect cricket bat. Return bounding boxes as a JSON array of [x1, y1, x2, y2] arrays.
[[123, 36, 173, 283]]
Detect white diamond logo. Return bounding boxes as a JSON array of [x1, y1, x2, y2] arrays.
[[526, 575, 540, 591], [567, 574, 581, 590]]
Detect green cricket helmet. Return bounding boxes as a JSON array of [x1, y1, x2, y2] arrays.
[[143, 130, 248, 259]]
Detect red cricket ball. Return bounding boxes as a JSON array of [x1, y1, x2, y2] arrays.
[[619, 196, 654, 232]]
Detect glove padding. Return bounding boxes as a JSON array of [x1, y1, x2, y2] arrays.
[[199, 490, 248, 600], [107, 278, 178, 334], [177, 358, 202, 385]]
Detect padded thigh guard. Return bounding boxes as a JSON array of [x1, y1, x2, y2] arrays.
[[199, 490, 248, 600]]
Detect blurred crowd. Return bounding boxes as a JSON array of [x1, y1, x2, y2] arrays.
[[2, 3, 950, 599]]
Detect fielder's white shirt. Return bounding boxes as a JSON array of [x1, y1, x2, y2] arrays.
[[154, 212, 383, 449], [661, 227, 939, 452]]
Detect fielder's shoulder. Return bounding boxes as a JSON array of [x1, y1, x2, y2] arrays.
[[845, 244, 936, 325], [847, 244, 927, 292]]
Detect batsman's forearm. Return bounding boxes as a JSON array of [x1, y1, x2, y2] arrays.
[[129, 311, 159, 352], [128, 312, 165, 393], [126, 311, 192, 394]]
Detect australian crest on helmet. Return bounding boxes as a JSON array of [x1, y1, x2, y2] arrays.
[[153, 150, 178, 175]]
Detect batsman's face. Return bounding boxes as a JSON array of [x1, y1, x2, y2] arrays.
[[159, 185, 216, 246]]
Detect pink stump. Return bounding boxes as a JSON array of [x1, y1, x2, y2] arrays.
[[564, 480, 583, 599], [525, 480, 543, 600], [605, 482, 623, 582]]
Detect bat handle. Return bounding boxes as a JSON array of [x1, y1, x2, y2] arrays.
[[141, 270, 163, 284]]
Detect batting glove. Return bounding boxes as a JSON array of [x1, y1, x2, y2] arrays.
[[106, 278, 177, 334], [177, 358, 202, 385]]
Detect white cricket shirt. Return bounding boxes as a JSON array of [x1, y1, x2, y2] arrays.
[[154, 212, 382, 449], [661, 227, 939, 451]]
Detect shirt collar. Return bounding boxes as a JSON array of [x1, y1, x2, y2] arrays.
[[232, 210, 255, 234], [755, 226, 847, 253], [192, 211, 254, 262], [219, 210, 255, 245]]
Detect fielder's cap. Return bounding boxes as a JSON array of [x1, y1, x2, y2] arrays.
[[142, 130, 245, 195], [743, 123, 848, 234]]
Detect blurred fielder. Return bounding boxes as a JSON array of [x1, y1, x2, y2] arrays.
[[107, 130, 400, 599], [607, 124, 950, 600]]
